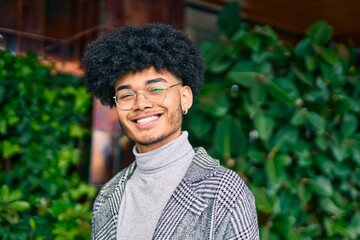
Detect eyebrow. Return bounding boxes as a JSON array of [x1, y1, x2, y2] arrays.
[[115, 77, 167, 92]]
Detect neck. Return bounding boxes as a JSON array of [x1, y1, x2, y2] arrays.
[[133, 131, 193, 172]]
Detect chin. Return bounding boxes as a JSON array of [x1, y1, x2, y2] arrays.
[[136, 134, 166, 146]]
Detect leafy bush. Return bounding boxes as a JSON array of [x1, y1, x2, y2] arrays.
[[0, 50, 96, 239], [184, 2, 360, 239]]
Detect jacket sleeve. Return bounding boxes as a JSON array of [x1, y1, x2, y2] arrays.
[[223, 187, 260, 239], [214, 168, 260, 240]]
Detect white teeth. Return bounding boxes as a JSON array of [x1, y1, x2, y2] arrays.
[[136, 115, 159, 124]]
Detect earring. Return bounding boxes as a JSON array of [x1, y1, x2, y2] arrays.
[[183, 109, 188, 115]]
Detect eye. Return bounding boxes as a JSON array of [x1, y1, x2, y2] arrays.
[[118, 91, 135, 100], [149, 86, 166, 93]]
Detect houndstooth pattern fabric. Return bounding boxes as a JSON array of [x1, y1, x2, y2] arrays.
[[91, 147, 260, 240]]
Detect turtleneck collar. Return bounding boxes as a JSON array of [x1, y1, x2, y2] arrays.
[[132, 131, 193, 173]]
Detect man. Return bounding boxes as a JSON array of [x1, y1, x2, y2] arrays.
[[83, 23, 259, 240]]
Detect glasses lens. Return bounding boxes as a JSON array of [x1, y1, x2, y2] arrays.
[[115, 90, 135, 110], [146, 85, 167, 103]]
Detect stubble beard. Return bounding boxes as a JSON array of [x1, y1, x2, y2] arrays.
[[119, 104, 183, 147]]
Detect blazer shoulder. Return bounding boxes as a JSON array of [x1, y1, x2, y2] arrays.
[[216, 165, 252, 200], [192, 147, 254, 204]]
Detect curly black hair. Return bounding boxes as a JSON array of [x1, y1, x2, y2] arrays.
[[82, 23, 204, 108]]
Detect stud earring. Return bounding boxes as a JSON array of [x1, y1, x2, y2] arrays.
[[183, 109, 188, 115]]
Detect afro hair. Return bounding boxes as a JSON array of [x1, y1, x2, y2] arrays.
[[82, 23, 204, 108]]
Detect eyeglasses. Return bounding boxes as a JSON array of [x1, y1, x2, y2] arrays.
[[113, 82, 182, 110]]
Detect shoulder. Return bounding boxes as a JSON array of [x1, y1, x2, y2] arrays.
[[190, 147, 255, 205], [191, 148, 259, 237]]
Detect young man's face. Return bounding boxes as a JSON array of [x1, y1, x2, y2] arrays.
[[113, 67, 193, 153]]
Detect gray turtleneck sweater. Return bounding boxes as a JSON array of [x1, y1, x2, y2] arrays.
[[116, 131, 195, 240]]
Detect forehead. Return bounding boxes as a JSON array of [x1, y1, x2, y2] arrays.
[[114, 67, 179, 90]]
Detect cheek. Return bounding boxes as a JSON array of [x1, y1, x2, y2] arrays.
[[115, 111, 132, 137], [168, 104, 183, 126], [114, 110, 126, 123]]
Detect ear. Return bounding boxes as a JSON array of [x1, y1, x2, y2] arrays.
[[180, 86, 193, 112]]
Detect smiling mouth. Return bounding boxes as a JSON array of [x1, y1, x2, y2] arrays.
[[135, 115, 160, 124]]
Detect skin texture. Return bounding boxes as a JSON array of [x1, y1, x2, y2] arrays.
[[114, 67, 193, 153]]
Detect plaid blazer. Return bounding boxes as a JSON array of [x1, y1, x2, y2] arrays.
[[91, 147, 259, 240]]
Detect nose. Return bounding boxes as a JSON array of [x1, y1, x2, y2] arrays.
[[133, 91, 153, 110]]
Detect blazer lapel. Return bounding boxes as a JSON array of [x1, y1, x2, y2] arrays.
[[152, 147, 218, 239], [152, 180, 208, 239]]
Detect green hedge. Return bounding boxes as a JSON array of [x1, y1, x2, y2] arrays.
[[184, 2, 360, 239], [0, 50, 96, 239]]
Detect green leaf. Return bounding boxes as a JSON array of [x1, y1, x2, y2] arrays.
[[346, 175, 356, 191], [274, 154, 292, 166], [298, 181, 312, 203], [202, 40, 227, 70], [0, 185, 10, 201], [199, 89, 229, 117], [8, 201, 30, 211], [298, 224, 321, 238], [247, 150, 266, 164], [271, 125, 298, 152], [2, 140, 22, 159], [29, 218, 37, 231], [306, 111, 325, 133], [298, 153, 312, 167], [0, 118, 7, 134], [315, 134, 328, 150], [306, 20, 333, 45], [230, 60, 255, 72], [303, 88, 329, 103], [265, 79, 296, 105], [278, 191, 301, 217], [4, 189, 23, 203], [266, 157, 277, 187], [186, 111, 212, 139], [254, 112, 275, 141], [44, 89, 57, 103], [231, 25, 249, 43], [330, 141, 346, 162], [325, 218, 356, 238], [332, 162, 351, 177], [320, 198, 343, 216], [315, 154, 333, 176], [251, 187, 275, 214], [304, 55, 317, 71], [291, 66, 313, 86], [244, 35, 261, 52], [314, 45, 340, 66], [217, 2, 240, 36], [255, 25, 278, 41], [266, 155, 288, 189], [348, 213, 360, 237], [227, 71, 258, 87], [332, 97, 353, 117], [309, 176, 334, 197], [290, 108, 307, 126], [209, 58, 233, 73], [214, 115, 245, 159], [250, 78, 267, 103], [294, 38, 313, 58], [69, 124, 85, 138]]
